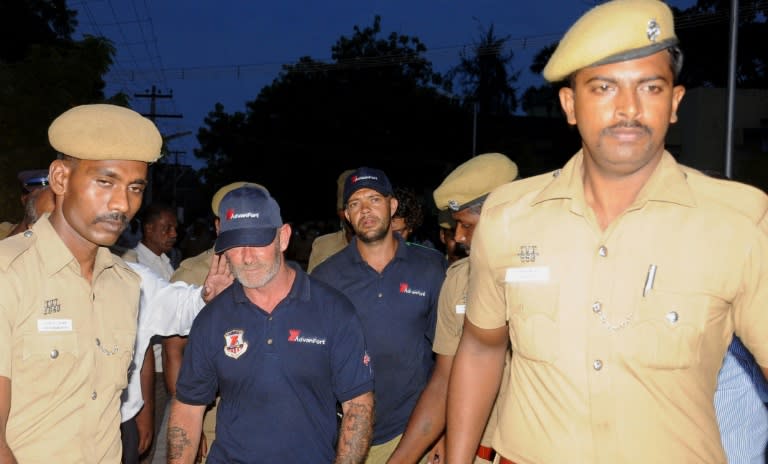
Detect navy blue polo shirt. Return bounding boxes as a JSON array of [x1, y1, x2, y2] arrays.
[[312, 236, 447, 444], [175, 263, 373, 463]]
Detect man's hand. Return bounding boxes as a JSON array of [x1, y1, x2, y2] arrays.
[[201, 254, 233, 303], [135, 402, 154, 454]]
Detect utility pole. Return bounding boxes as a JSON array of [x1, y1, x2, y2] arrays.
[[134, 85, 183, 204]]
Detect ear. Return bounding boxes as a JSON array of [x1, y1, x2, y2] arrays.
[[389, 197, 399, 218], [278, 223, 292, 252], [344, 208, 351, 224], [669, 85, 686, 124], [559, 86, 577, 126], [214, 217, 221, 235], [48, 160, 70, 196]]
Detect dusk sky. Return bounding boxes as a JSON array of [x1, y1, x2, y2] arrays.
[[73, 0, 696, 169]]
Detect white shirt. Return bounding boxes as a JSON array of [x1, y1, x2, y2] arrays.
[[120, 262, 206, 422], [134, 242, 174, 281], [133, 242, 176, 372]]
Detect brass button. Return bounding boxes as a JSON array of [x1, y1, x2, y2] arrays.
[[592, 301, 602, 313], [598, 246, 607, 257], [23, 230, 33, 238], [593, 359, 603, 371], [91, 391, 98, 400], [50, 349, 59, 359], [666, 311, 679, 324]]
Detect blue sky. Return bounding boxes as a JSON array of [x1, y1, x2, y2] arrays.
[[73, 0, 696, 168]]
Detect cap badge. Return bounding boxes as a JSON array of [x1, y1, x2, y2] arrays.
[[646, 18, 660, 43], [224, 329, 248, 359], [448, 200, 460, 211]]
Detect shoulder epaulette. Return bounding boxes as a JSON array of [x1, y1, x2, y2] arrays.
[[0, 230, 37, 271]]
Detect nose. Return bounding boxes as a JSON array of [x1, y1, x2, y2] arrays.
[[454, 227, 468, 243], [616, 87, 640, 120], [108, 187, 129, 214]]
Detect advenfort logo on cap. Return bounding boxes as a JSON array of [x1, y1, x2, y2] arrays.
[[215, 186, 283, 253], [343, 167, 394, 206]]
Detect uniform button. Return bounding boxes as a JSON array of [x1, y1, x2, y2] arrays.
[[268, 316, 272, 321], [95, 338, 101, 347], [23, 230, 33, 238], [593, 359, 603, 371], [592, 301, 602, 313], [50, 349, 59, 359], [378, 293, 383, 298], [267, 339, 273, 345], [91, 391, 98, 400], [666, 311, 679, 324], [553, 169, 562, 178], [598, 246, 607, 257]]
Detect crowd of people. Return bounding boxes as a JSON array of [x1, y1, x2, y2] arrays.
[[1, 1, 767, 463]]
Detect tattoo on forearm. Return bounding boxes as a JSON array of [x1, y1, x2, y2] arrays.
[[335, 398, 374, 464], [168, 426, 193, 460]]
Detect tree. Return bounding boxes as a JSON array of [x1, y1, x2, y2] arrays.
[[448, 23, 520, 116], [0, 0, 117, 221], [521, 43, 560, 118], [194, 16, 468, 222]]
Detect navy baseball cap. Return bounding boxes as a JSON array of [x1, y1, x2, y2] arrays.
[[343, 167, 394, 206], [215, 186, 283, 253]]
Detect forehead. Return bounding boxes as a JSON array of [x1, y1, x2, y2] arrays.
[[452, 208, 480, 224], [74, 159, 148, 179], [348, 187, 384, 202], [573, 50, 673, 83]]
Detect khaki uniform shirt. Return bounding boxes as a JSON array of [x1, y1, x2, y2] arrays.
[[0, 221, 15, 240], [434, 257, 505, 450], [307, 230, 348, 273], [0, 215, 140, 463], [171, 248, 213, 286], [468, 151, 768, 464]]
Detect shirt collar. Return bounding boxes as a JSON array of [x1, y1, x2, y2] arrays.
[[34, 213, 123, 277], [532, 150, 696, 213]]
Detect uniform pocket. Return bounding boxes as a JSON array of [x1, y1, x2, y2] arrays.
[[620, 290, 722, 369], [506, 283, 560, 363], [99, 331, 135, 390], [22, 332, 80, 392]]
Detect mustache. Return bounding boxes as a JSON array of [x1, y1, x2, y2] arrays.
[[602, 120, 652, 135], [92, 213, 129, 226]]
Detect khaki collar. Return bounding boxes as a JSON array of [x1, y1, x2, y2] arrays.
[[532, 150, 696, 214], [34, 213, 126, 278]]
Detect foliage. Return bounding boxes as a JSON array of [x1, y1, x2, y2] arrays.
[[0, 1, 117, 222], [194, 16, 468, 221], [448, 23, 520, 116]]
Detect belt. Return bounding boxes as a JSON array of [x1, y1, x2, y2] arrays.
[[499, 456, 517, 464], [476, 445, 496, 461]]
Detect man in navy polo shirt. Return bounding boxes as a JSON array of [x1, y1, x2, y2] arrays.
[[312, 167, 447, 463], [168, 185, 374, 463]]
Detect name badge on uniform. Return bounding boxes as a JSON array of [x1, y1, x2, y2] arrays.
[[37, 319, 73, 332], [455, 304, 466, 314], [505, 266, 550, 283]]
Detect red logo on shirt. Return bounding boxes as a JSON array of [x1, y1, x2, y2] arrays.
[[288, 329, 301, 342], [399, 282, 408, 293]]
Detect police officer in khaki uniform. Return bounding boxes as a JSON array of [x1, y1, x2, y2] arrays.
[[447, 1, 768, 463], [388, 153, 518, 464], [0, 104, 162, 463], [0, 170, 51, 239], [306, 168, 355, 273], [159, 181, 263, 464]]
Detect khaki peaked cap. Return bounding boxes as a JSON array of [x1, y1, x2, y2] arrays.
[[336, 169, 356, 211], [433, 153, 518, 212], [211, 182, 268, 216], [543, 0, 678, 82], [48, 104, 163, 162]]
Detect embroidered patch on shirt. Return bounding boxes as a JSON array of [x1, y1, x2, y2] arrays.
[[43, 298, 61, 315], [399, 282, 426, 297], [224, 329, 248, 359], [287, 329, 326, 345], [517, 245, 539, 263]]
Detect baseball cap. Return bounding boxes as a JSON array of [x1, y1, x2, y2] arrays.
[[214, 186, 283, 253], [343, 167, 394, 206], [211, 181, 268, 216]]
